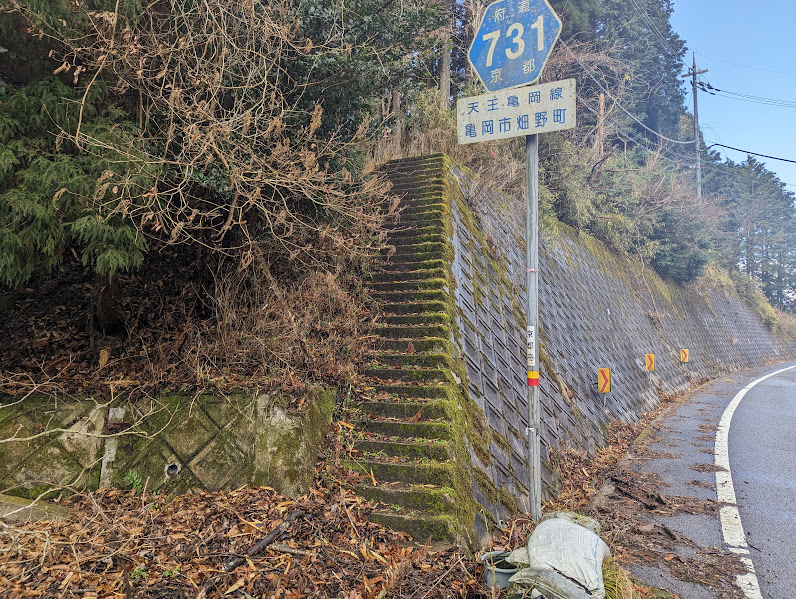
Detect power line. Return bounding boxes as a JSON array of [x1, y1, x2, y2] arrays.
[[560, 40, 698, 145], [626, 0, 683, 63], [707, 143, 796, 165], [697, 82, 796, 109], [577, 93, 693, 173], [694, 51, 796, 78]]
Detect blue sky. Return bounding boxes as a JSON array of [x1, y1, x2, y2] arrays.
[[671, 1, 796, 192]]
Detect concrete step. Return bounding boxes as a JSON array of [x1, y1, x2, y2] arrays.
[[364, 419, 452, 439], [372, 268, 446, 283], [385, 225, 447, 242], [368, 279, 447, 293], [376, 338, 451, 353], [376, 259, 447, 274], [358, 399, 451, 420], [368, 352, 452, 369], [373, 323, 450, 339], [367, 511, 457, 543], [368, 289, 447, 304], [380, 312, 450, 326], [365, 367, 452, 384], [379, 241, 447, 258], [348, 459, 454, 486], [377, 300, 448, 315], [383, 195, 448, 213], [392, 202, 448, 217], [355, 483, 456, 513], [374, 382, 453, 399], [386, 233, 448, 248], [355, 437, 452, 461]]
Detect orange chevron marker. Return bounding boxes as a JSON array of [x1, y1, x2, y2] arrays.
[[598, 368, 611, 393]]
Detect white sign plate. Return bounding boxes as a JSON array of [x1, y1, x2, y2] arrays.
[[457, 78, 576, 144]]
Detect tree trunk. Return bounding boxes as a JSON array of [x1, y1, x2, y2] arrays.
[[95, 274, 124, 336], [440, 41, 451, 109]]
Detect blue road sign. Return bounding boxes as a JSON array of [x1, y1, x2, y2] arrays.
[[468, 0, 562, 92]]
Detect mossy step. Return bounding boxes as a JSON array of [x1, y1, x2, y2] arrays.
[[364, 366, 452, 384], [381, 312, 450, 326], [380, 255, 449, 269], [355, 483, 456, 513], [379, 241, 448, 258], [347, 459, 454, 486], [373, 323, 450, 339], [388, 183, 446, 196], [386, 171, 444, 184], [382, 162, 445, 176], [384, 172, 445, 187], [364, 419, 452, 439], [378, 259, 447, 274], [369, 290, 448, 303], [374, 383, 453, 399], [383, 195, 449, 211], [358, 399, 451, 420], [368, 352, 452, 369], [386, 225, 447, 243], [386, 220, 446, 234], [355, 437, 452, 460], [395, 212, 446, 227], [383, 152, 445, 165], [369, 279, 447, 293], [377, 300, 448, 315], [372, 268, 446, 283], [367, 511, 457, 543], [385, 162, 444, 175], [391, 202, 449, 217], [387, 233, 448, 248], [377, 338, 451, 353]]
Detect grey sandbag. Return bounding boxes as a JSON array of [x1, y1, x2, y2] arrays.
[[507, 567, 591, 599], [509, 517, 611, 599]]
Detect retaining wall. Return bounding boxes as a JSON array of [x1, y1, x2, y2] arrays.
[[445, 157, 786, 521]]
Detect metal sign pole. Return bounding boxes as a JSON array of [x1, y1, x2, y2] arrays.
[[526, 133, 541, 521]]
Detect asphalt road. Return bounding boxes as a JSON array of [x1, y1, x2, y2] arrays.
[[624, 360, 796, 599], [729, 364, 796, 597]]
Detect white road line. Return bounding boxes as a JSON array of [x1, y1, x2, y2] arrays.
[[715, 364, 796, 599]]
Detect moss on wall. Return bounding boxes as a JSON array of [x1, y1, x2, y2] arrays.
[[0, 387, 336, 499]]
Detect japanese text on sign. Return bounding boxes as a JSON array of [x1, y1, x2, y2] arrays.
[[456, 79, 576, 144]]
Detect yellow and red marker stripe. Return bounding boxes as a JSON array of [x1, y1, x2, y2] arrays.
[[527, 371, 539, 386]]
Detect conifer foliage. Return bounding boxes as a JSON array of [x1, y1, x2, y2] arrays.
[[0, 76, 151, 288]]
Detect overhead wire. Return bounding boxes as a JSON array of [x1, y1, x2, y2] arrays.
[[577, 93, 691, 170], [706, 143, 796, 165], [559, 40, 698, 145], [694, 51, 796, 78], [625, 0, 682, 62], [697, 82, 796, 109]]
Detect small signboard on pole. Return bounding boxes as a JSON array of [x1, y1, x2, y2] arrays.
[[460, 0, 573, 523], [456, 79, 576, 144]]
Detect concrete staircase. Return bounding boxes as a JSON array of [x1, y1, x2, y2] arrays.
[[348, 155, 475, 545]]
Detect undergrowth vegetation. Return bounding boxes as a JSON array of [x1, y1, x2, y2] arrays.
[[0, 0, 793, 400]]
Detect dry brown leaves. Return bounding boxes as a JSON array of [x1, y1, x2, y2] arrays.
[[0, 245, 374, 400], [0, 486, 487, 599]]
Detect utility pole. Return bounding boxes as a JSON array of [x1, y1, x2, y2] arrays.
[[681, 54, 708, 198], [597, 92, 605, 159]]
